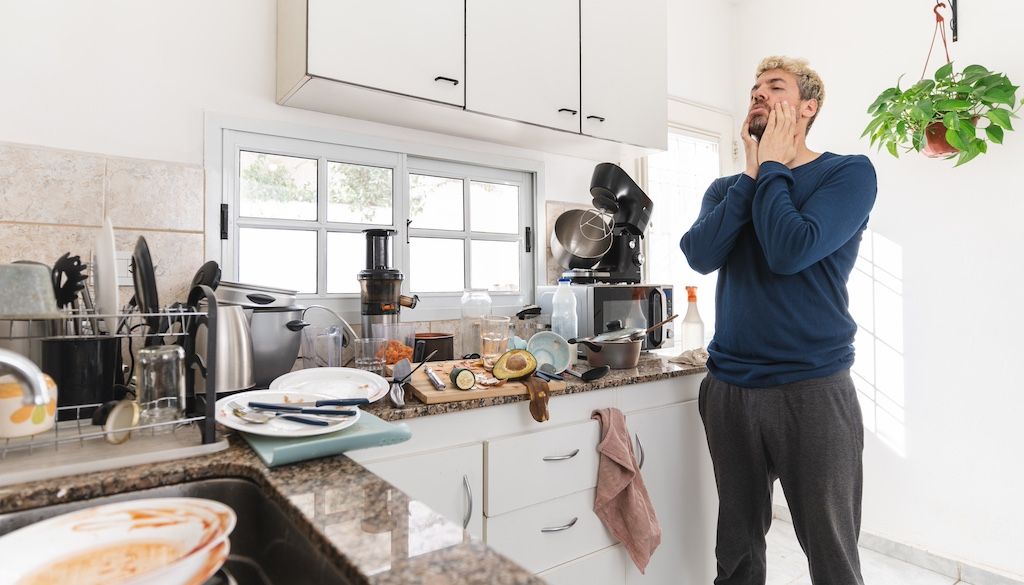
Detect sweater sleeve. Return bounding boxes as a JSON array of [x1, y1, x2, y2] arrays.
[[752, 156, 877, 275], [679, 175, 757, 274]]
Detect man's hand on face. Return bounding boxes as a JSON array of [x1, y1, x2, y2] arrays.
[[741, 116, 760, 180], [757, 102, 799, 167]]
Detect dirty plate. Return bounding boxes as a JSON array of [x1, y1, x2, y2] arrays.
[[269, 367, 390, 403], [215, 389, 361, 438], [0, 497, 235, 585], [527, 331, 572, 374]]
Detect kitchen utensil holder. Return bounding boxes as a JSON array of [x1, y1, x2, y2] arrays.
[[0, 285, 223, 462]]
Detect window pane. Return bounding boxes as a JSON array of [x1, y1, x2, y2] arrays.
[[238, 228, 317, 293], [326, 232, 366, 294], [470, 240, 520, 292], [470, 181, 519, 234], [239, 151, 317, 221], [410, 174, 463, 231], [409, 237, 464, 292], [328, 162, 393, 225]]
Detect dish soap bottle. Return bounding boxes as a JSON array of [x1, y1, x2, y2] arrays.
[[551, 278, 578, 365], [681, 286, 704, 351]]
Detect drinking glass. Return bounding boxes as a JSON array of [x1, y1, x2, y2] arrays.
[[480, 316, 511, 369], [137, 345, 185, 428], [355, 338, 387, 376]]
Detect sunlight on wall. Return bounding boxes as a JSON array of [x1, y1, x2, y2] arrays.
[[849, 229, 907, 457]]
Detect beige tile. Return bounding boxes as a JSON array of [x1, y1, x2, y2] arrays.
[[0, 222, 98, 267], [0, 142, 105, 226], [105, 156, 204, 232], [115, 230, 204, 307], [429, 319, 464, 357]]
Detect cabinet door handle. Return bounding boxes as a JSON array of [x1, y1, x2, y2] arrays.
[[557, 108, 578, 116], [462, 474, 472, 530], [635, 433, 646, 469], [542, 448, 580, 461], [434, 76, 460, 86], [541, 516, 579, 533], [586, 115, 606, 122]]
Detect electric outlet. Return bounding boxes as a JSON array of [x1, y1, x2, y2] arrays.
[[115, 251, 133, 286]]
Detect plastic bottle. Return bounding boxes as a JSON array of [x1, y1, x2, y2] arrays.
[[460, 289, 492, 356], [681, 286, 705, 351], [551, 278, 579, 365]]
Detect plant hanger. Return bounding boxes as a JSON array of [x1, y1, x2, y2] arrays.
[[920, 1, 952, 82]]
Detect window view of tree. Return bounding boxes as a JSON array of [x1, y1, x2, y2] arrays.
[[239, 152, 316, 220], [328, 161, 395, 224]]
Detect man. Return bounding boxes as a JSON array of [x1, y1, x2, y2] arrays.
[[680, 56, 877, 585]]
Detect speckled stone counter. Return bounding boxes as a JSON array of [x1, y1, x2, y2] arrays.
[[362, 353, 707, 422], [0, 437, 543, 585]]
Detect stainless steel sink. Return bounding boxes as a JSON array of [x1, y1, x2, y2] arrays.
[[0, 478, 361, 585]]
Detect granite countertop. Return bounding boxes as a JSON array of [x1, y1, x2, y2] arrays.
[[363, 353, 706, 422], [0, 353, 706, 584]]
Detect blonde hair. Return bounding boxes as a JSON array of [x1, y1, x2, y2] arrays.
[[755, 56, 825, 131]]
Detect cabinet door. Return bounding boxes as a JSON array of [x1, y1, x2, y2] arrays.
[[307, 0, 465, 106], [362, 443, 483, 540], [466, 0, 580, 132], [625, 401, 717, 584], [538, 544, 627, 585], [581, 0, 667, 148]]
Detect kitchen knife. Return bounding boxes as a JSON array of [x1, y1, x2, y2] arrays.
[[246, 402, 358, 416], [248, 398, 369, 407]]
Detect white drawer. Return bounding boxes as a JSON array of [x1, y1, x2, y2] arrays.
[[485, 488, 617, 574], [538, 544, 627, 585], [485, 419, 601, 516]]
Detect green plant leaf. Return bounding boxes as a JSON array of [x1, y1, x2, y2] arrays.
[[896, 120, 907, 136], [886, 141, 899, 158], [912, 128, 926, 152], [975, 139, 988, 154], [861, 116, 886, 138], [935, 62, 954, 81], [964, 65, 989, 77], [987, 109, 1014, 131], [935, 99, 973, 111], [983, 87, 1017, 106], [955, 148, 982, 167], [946, 128, 965, 150], [985, 125, 1004, 144], [916, 100, 935, 118], [943, 112, 960, 130]]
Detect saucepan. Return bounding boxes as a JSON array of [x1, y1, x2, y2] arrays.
[[571, 337, 643, 369]]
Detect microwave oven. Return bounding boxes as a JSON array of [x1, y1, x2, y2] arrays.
[[536, 284, 674, 351]]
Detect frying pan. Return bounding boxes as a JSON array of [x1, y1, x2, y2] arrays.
[[131, 236, 162, 345]]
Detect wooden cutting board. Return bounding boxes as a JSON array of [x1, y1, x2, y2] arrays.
[[405, 359, 567, 404]]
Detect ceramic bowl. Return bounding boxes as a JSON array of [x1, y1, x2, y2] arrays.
[[527, 331, 572, 374], [0, 497, 236, 585], [0, 264, 61, 319], [0, 373, 57, 438]]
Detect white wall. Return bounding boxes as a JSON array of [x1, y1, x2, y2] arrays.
[[0, 1, 598, 203], [666, 0, 736, 111], [732, 0, 1024, 577]]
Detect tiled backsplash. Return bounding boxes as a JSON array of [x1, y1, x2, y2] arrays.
[[0, 141, 204, 306]]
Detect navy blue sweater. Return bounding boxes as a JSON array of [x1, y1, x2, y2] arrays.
[[680, 153, 877, 387]]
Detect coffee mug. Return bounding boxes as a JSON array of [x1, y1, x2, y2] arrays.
[[413, 332, 454, 362]]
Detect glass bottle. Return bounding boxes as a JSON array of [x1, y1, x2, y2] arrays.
[[460, 289, 492, 356], [681, 286, 705, 351]]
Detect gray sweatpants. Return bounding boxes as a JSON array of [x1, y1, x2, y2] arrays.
[[698, 369, 865, 585]]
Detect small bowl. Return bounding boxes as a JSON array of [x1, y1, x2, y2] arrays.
[[0, 264, 61, 319], [0, 373, 58, 438], [527, 331, 571, 374]]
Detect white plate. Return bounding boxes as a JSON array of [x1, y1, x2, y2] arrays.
[[269, 367, 390, 403], [0, 497, 235, 585], [527, 331, 572, 373], [215, 389, 361, 438], [93, 217, 119, 334]]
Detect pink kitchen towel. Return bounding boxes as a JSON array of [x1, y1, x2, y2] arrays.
[[591, 407, 662, 573]]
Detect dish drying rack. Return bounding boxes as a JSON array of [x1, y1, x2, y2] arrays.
[[0, 285, 227, 486]]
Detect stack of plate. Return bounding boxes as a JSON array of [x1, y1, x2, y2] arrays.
[[0, 497, 236, 585]]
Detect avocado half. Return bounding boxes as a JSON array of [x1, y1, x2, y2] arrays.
[[492, 349, 538, 380]]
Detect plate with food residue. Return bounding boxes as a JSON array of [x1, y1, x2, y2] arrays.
[[216, 389, 361, 438], [268, 367, 390, 404]]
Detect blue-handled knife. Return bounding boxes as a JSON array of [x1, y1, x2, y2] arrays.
[[247, 402, 358, 416]]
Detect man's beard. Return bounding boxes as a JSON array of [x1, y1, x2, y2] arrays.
[[749, 114, 767, 141]]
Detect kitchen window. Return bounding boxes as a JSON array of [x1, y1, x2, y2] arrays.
[[216, 129, 535, 319]]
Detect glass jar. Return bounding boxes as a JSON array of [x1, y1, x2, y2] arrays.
[[460, 289, 492, 356]]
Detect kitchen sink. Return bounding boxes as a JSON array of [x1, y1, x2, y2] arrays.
[[0, 478, 361, 585]]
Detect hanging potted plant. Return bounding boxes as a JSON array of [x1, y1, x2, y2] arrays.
[[863, 62, 1019, 166]]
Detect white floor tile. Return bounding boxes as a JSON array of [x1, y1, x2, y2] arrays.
[[765, 519, 960, 585]]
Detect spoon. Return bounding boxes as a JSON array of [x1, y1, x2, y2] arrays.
[[231, 403, 329, 426]]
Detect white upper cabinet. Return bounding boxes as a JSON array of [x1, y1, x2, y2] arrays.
[[306, 0, 464, 106], [466, 0, 581, 133], [581, 0, 667, 149]]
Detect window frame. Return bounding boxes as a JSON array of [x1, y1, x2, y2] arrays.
[[205, 114, 543, 322]]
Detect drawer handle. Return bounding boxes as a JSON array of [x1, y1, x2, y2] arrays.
[[586, 115, 606, 122], [541, 517, 579, 533], [635, 433, 645, 469], [462, 474, 472, 530], [434, 76, 460, 86], [557, 108, 578, 116], [542, 448, 580, 462]]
